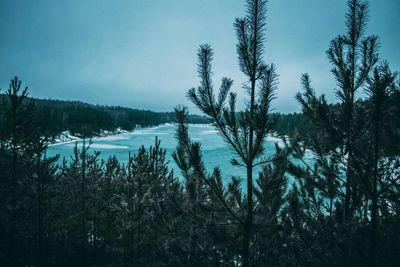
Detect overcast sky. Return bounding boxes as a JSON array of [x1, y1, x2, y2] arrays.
[[1, 0, 399, 113]]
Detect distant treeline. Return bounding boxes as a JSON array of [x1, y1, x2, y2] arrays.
[[0, 93, 316, 138], [0, 95, 211, 137], [271, 112, 313, 136]]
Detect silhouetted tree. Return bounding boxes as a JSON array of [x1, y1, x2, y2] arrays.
[[292, 0, 399, 265], [186, 0, 281, 265]]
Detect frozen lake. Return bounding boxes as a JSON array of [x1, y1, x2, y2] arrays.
[[47, 123, 307, 181]]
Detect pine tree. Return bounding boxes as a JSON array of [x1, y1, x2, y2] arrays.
[[292, 0, 399, 265], [297, 0, 378, 221], [186, 0, 280, 265], [364, 62, 397, 265], [0, 77, 38, 265]]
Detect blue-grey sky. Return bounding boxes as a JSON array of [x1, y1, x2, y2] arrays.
[[1, 0, 399, 113]]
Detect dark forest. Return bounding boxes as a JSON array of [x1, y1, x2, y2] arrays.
[[1, 0, 399, 266]]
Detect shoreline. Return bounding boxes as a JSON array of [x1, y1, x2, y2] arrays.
[[47, 127, 133, 147], [47, 123, 183, 147], [47, 123, 284, 148]]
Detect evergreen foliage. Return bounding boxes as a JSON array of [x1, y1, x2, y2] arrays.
[[0, 95, 211, 138], [0, 0, 399, 266], [187, 1, 279, 265], [289, 0, 400, 265]]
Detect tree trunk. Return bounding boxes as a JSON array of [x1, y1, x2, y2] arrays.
[[37, 150, 44, 266], [81, 145, 87, 267], [243, 165, 253, 267], [370, 103, 381, 266]]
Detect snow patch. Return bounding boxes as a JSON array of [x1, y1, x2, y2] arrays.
[[48, 131, 81, 146], [90, 144, 129, 149], [199, 129, 219, 135]]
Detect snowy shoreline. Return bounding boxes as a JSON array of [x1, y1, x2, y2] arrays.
[[47, 123, 285, 147], [47, 127, 132, 147], [47, 123, 179, 147]]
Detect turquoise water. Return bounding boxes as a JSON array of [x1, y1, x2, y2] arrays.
[[47, 123, 297, 181]]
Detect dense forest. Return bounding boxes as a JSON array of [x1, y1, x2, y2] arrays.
[[0, 93, 313, 139], [1, 0, 399, 266], [0, 95, 211, 138]]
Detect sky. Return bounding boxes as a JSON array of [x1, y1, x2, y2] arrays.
[[0, 0, 399, 113]]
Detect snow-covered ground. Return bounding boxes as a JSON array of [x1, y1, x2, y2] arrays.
[[48, 131, 81, 146], [47, 128, 129, 146]]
